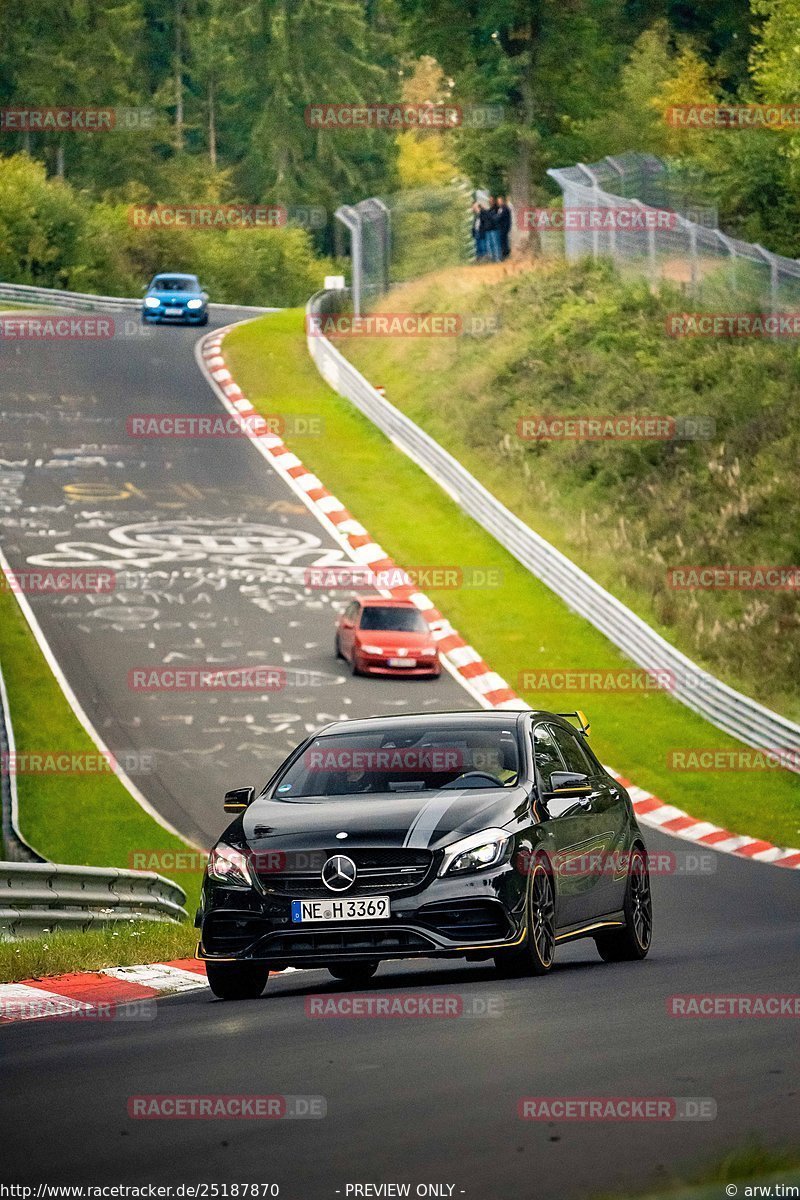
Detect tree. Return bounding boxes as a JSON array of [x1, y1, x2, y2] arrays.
[[574, 22, 717, 162], [226, 0, 398, 211], [396, 56, 459, 187]]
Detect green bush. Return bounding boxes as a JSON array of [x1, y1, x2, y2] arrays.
[[0, 155, 89, 286]]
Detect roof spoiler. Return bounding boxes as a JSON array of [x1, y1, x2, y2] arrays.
[[557, 710, 591, 737]]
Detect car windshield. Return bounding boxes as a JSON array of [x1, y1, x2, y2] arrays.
[[359, 606, 428, 633], [271, 724, 521, 798], [152, 277, 197, 292]]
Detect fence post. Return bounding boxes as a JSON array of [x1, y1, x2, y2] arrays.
[[714, 230, 737, 295], [633, 200, 657, 285], [755, 244, 779, 315], [334, 205, 363, 315], [687, 220, 698, 295], [576, 164, 600, 259], [605, 155, 628, 198], [370, 198, 391, 294]]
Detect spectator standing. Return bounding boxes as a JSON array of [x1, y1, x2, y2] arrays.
[[485, 196, 501, 262], [474, 201, 494, 260], [471, 201, 486, 261], [496, 195, 511, 259]]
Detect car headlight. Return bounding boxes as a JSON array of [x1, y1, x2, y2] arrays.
[[421, 646, 437, 655], [207, 843, 253, 887], [361, 644, 384, 655], [439, 828, 512, 876], [144, 296, 160, 308], [186, 298, 204, 309]]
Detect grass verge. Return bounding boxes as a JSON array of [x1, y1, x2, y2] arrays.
[[0, 585, 203, 911], [0, 921, 198, 984], [599, 1145, 800, 1199], [223, 308, 800, 849]]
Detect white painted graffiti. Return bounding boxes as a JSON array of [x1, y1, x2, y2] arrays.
[[26, 517, 348, 570]]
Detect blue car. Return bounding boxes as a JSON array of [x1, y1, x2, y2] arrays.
[[142, 273, 209, 325]]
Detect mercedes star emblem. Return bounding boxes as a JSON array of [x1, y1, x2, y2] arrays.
[[321, 854, 357, 893]]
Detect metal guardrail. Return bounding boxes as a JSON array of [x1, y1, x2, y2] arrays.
[[0, 281, 272, 314], [306, 290, 800, 768], [0, 861, 187, 939]]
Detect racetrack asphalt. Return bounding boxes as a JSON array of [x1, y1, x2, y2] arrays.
[[0, 307, 469, 847], [0, 307, 797, 1197]]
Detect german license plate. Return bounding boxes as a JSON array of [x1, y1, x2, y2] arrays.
[[388, 657, 416, 667], [290, 896, 390, 923], [164, 306, 182, 316]]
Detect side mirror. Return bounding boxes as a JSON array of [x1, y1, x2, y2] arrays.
[[224, 786, 255, 813], [202, 291, 209, 301], [545, 772, 591, 798]]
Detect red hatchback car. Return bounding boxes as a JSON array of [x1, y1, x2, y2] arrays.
[[335, 596, 441, 678]]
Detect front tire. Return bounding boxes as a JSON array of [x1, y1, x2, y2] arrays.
[[494, 858, 556, 977], [327, 961, 379, 985], [595, 846, 652, 962], [206, 960, 270, 1000]]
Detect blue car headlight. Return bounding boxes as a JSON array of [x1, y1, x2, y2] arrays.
[[144, 296, 160, 308], [186, 298, 204, 310]]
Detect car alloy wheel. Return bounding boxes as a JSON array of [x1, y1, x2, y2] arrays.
[[595, 846, 652, 962], [529, 861, 556, 971], [630, 850, 653, 949], [494, 857, 556, 977]]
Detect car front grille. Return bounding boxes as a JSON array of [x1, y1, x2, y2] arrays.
[[256, 848, 435, 898]]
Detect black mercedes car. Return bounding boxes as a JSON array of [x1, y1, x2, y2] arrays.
[[197, 709, 652, 999]]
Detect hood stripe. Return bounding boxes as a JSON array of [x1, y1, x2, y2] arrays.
[[403, 790, 466, 849]]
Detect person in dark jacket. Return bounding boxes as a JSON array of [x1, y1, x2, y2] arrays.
[[496, 195, 512, 259], [485, 196, 501, 262]]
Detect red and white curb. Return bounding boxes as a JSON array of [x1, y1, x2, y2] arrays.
[[0, 959, 208, 1025], [0, 961, 304, 1027], [605, 770, 800, 869], [195, 328, 800, 873]]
